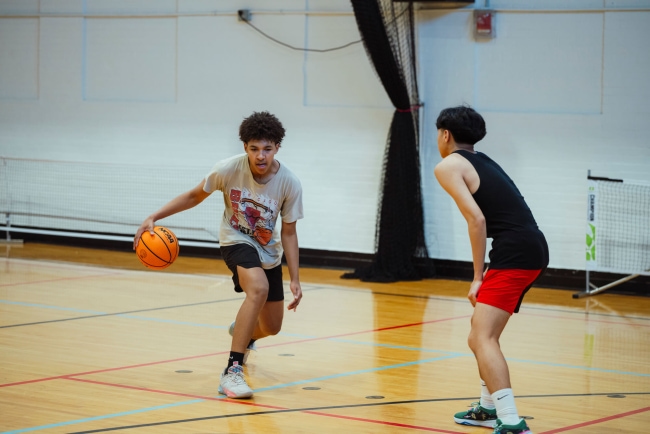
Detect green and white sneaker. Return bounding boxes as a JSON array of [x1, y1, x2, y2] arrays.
[[492, 418, 532, 434], [228, 321, 256, 365], [453, 402, 498, 428]]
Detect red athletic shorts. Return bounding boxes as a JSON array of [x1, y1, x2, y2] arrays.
[[476, 268, 544, 314]]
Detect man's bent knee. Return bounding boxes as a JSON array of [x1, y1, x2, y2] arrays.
[[467, 331, 483, 354], [244, 283, 269, 303], [261, 320, 282, 336], [258, 301, 284, 336]]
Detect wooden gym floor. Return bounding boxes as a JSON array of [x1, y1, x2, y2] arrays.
[[1, 242, 649, 433]]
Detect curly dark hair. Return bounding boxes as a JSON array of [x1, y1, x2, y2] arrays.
[[435, 106, 486, 145], [239, 111, 286, 145]]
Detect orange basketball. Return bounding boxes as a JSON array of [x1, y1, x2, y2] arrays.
[[136, 226, 180, 270]]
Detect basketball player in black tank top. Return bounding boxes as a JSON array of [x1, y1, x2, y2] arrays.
[[434, 106, 548, 434]]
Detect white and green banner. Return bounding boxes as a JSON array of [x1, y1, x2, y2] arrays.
[[585, 179, 598, 270]]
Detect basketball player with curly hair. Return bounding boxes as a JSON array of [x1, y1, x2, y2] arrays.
[[134, 111, 303, 399]]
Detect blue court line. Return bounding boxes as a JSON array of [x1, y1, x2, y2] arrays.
[[253, 354, 465, 393], [4, 345, 649, 432], [506, 357, 650, 378], [5, 299, 650, 378], [0, 400, 204, 434], [523, 307, 650, 322], [504, 357, 650, 377], [0, 355, 463, 433], [331, 339, 650, 378], [4, 299, 650, 378], [331, 338, 467, 356]]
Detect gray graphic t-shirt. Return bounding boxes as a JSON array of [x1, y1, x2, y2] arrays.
[[203, 154, 303, 269]]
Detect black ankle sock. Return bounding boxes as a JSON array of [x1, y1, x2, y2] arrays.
[[226, 351, 245, 373], [248, 338, 257, 348]]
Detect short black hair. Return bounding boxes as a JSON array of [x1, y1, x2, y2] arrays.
[[435, 106, 486, 145], [239, 111, 285, 145]]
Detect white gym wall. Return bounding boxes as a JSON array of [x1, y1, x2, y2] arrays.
[[0, 0, 649, 273], [419, 0, 650, 271]]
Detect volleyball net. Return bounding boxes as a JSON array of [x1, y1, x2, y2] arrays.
[[576, 171, 650, 298], [0, 157, 221, 247]]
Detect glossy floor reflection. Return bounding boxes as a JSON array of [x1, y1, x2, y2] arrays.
[[1, 243, 649, 434]]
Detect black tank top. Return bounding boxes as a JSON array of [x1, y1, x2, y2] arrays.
[[454, 150, 549, 269]]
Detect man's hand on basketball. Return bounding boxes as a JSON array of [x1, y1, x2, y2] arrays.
[[133, 218, 156, 250], [287, 281, 302, 312]]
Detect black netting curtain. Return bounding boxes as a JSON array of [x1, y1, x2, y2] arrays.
[[342, 0, 433, 282]]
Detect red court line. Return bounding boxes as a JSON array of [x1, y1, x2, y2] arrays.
[[67, 378, 464, 433], [0, 351, 226, 388], [256, 315, 472, 351], [303, 411, 465, 433], [540, 405, 650, 433], [66, 377, 286, 409], [0, 314, 470, 388]]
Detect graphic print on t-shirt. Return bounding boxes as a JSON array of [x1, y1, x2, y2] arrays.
[[228, 187, 278, 246]]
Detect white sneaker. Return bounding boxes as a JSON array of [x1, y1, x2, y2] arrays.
[[218, 363, 253, 399], [228, 321, 256, 365]]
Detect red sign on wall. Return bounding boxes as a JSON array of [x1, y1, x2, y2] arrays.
[[474, 10, 495, 38]]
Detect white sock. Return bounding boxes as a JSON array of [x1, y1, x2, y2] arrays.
[[492, 388, 520, 425], [479, 380, 495, 409]]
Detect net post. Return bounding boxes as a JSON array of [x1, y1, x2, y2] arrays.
[[1, 212, 24, 246], [575, 273, 642, 298], [574, 170, 648, 298], [575, 169, 595, 298], [585, 170, 590, 295]]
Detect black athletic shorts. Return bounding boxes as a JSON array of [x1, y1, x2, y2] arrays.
[[220, 243, 284, 302]]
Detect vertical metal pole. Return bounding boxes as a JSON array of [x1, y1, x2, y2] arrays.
[[586, 169, 590, 295]]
